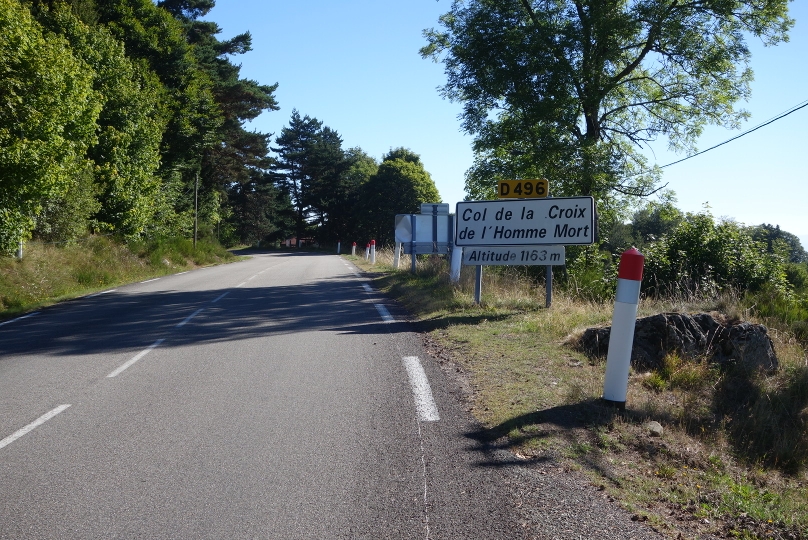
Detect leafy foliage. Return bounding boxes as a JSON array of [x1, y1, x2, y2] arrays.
[[643, 211, 789, 296], [358, 148, 442, 245], [422, 0, 793, 205], [0, 0, 100, 253]]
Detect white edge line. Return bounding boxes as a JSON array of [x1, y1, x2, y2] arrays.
[[211, 292, 229, 303], [176, 308, 204, 328], [374, 304, 395, 323], [0, 405, 72, 450], [86, 289, 117, 299], [177, 271, 189, 275], [0, 312, 40, 327], [402, 357, 440, 422], [140, 278, 160, 284], [235, 282, 247, 288], [362, 283, 373, 292], [107, 339, 165, 378]]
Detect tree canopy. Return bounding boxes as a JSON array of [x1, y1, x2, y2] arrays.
[[422, 0, 793, 204], [358, 148, 442, 245]]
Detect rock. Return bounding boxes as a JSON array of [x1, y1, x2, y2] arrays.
[[575, 312, 778, 373], [711, 322, 779, 373], [647, 421, 664, 437]]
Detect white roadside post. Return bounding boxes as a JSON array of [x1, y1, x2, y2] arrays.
[[351, 242, 356, 256], [602, 247, 645, 409], [337, 241, 341, 255], [393, 242, 402, 269], [449, 245, 462, 283], [364, 243, 370, 260], [370, 240, 376, 264]]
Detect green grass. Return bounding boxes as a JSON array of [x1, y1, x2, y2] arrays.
[[0, 235, 237, 318]]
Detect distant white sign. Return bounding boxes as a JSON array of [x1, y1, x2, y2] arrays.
[[462, 245, 565, 266], [394, 214, 453, 254], [420, 203, 450, 215], [455, 197, 595, 246]]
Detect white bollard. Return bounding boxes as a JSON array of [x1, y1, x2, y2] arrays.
[[393, 242, 402, 268], [370, 240, 376, 264], [337, 241, 341, 255], [365, 243, 370, 260], [449, 245, 462, 283], [602, 247, 645, 409], [352, 242, 356, 256]]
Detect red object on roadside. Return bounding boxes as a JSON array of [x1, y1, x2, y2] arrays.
[[617, 247, 644, 281], [603, 247, 645, 408]]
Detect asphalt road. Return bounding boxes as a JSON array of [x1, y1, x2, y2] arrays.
[[0, 252, 529, 539]]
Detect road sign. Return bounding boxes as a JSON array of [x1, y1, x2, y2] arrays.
[[462, 245, 565, 266], [420, 203, 450, 215], [498, 179, 548, 199], [455, 196, 595, 246], [394, 214, 453, 254]]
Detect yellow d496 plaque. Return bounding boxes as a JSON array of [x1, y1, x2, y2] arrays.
[[498, 179, 548, 199]]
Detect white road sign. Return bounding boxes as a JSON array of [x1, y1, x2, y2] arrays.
[[462, 245, 565, 266], [455, 197, 595, 246]]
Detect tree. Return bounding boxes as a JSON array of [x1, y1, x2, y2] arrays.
[[163, 1, 279, 241], [749, 224, 808, 264], [422, 0, 793, 204], [358, 148, 441, 245], [272, 111, 350, 243], [643, 211, 788, 296], [227, 170, 294, 246], [0, 0, 100, 254], [95, 0, 222, 210], [331, 148, 377, 243], [33, 3, 168, 238]]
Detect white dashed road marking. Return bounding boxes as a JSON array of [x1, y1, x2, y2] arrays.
[[374, 304, 394, 323], [0, 405, 72, 450], [107, 339, 165, 378], [176, 308, 204, 328], [402, 357, 440, 422]]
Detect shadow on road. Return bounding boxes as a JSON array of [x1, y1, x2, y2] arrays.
[[0, 266, 409, 359]]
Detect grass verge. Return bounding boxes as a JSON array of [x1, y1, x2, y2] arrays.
[[350, 247, 808, 540], [0, 236, 239, 318]]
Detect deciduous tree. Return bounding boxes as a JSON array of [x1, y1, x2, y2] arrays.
[[0, 0, 100, 253], [358, 148, 441, 245], [422, 0, 793, 204]]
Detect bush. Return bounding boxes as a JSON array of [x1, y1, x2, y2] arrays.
[[643, 212, 789, 297]]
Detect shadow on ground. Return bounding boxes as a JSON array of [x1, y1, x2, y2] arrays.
[[0, 253, 410, 359]]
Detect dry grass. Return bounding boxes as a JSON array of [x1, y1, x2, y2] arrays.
[[353, 252, 808, 539], [0, 236, 236, 317]]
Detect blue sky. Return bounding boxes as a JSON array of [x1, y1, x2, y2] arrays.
[[206, 0, 807, 247]]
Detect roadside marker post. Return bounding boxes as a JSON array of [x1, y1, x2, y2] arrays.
[[365, 243, 370, 260], [371, 240, 376, 265], [393, 242, 402, 268], [474, 265, 483, 304], [450, 246, 462, 283], [352, 242, 356, 256], [602, 247, 645, 409], [337, 241, 341, 255]]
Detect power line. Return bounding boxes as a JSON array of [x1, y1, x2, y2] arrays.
[[639, 98, 808, 174]]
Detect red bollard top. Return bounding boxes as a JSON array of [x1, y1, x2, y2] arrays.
[[366, 243, 370, 248], [617, 247, 644, 281], [371, 240, 376, 246], [352, 242, 356, 246]]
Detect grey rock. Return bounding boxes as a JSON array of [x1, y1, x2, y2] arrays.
[[576, 312, 778, 373], [647, 421, 664, 437]]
